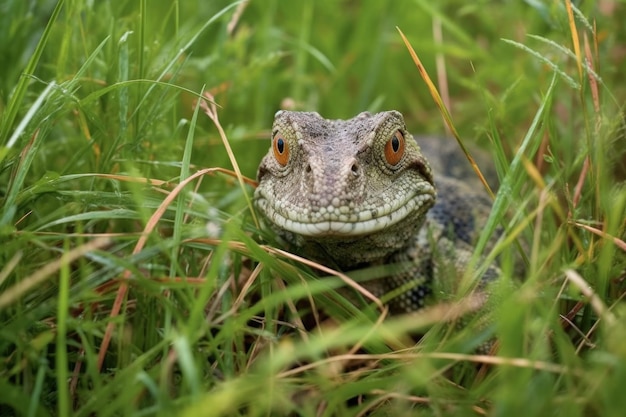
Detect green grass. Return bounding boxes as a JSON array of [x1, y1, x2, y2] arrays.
[[1, 0, 625, 416]]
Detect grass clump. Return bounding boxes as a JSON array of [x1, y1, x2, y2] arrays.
[[0, 0, 625, 416]]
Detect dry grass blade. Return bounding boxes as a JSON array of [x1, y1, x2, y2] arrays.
[[278, 348, 575, 379], [200, 92, 259, 227], [564, 269, 616, 327], [565, 0, 583, 82], [192, 236, 387, 315], [96, 167, 251, 371], [0, 237, 111, 309], [583, 33, 601, 115], [227, 0, 249, 36], [396, 27, 495, 200], [0, 251, 22, 287], [356, 391, 434, 417], [571, 156, 590, 210], [91, 173, 173, 187], [571, 221, 626, 252], [267, 246, 386, 313]]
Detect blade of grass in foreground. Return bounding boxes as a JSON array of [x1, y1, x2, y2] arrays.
[[0, 0, 64, 148], [171, 86, 204, 277], [56, 239, 71, 417], [474, 73, 557, 257]]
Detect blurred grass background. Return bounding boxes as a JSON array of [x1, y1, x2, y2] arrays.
[[1, 0, 625, 416]]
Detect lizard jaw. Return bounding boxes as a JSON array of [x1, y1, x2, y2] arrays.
[[255, 186, 435, 238]]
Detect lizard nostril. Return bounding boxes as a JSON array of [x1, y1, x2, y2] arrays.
[[306, 164, 312, 173], [351, 162, 360, 176]]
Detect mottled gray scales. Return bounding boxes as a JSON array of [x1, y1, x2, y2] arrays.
[[254, 110, 497, 313]]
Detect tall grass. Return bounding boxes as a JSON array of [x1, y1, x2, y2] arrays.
[[0, 0, 624, 416]]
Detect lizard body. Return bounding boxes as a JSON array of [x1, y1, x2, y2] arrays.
[[254, 110, 498, 313]]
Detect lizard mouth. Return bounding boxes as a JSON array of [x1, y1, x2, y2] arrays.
[[255, 185, 436, 237]]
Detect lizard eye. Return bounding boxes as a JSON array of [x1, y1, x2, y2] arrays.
[[272, 133, 290, 166], [384, 130, 405, 166]]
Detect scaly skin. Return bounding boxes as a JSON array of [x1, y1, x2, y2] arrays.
[[254, 110, 498, 314]]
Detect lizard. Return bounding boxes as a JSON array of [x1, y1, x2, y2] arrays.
[[254, 110, 500, 316]]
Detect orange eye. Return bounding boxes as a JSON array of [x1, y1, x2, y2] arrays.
[[272, 133, 290, 166], [384, 130, 405, 166]]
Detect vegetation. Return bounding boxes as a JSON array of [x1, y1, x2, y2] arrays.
[[1, 0, 625, 415]]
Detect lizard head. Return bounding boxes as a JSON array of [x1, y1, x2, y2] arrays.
[[254, 110, 436, 267]]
